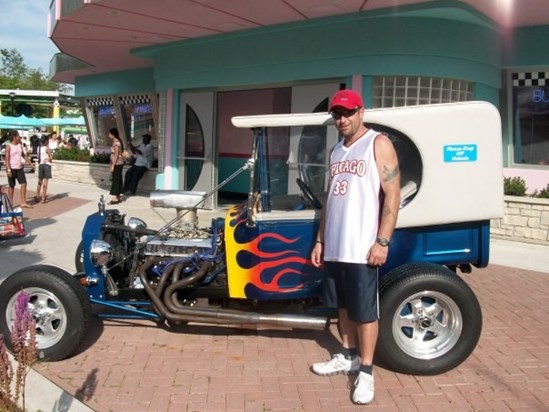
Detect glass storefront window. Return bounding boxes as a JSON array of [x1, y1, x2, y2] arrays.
[[86, 94, 158, 162], [184, 105, 204, 190], [119, 96, 157, 167], [120, 100, 155, 144], [92, 104, 116, 146], [513, 86, 549, 165]]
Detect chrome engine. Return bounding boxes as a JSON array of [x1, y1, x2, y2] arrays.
[[144, 231, 215, 258], [91, 191, 326, 331]]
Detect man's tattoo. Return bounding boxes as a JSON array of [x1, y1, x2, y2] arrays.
[[382, 165, 399, 183], [382, 205, 397, 218]]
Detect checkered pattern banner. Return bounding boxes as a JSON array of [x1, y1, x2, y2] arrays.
[[86, 97, 113, 107], [512, 72, 549, 87], [120, 95, 150, 105]]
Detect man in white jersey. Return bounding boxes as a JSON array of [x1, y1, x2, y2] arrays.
[[310, 90, 400, 404]]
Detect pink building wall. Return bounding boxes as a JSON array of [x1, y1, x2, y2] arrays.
[[504, 167, 549, 193]]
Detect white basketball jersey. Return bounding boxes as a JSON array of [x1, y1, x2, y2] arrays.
[[323, 129, 381, 263]]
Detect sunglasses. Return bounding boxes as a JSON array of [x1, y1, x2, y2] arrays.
[[330, 107, 360, 120]]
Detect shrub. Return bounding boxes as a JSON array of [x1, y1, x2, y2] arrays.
[[51, 147, 111, 164], [52, 146, 91, 162], [90, 152, 111, 164], [503, 176, 527, 196], [532, 184, 549, 199]]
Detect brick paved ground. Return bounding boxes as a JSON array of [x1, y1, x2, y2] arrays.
[[21, 190, 90, 219], [34, 264, 549, 412]]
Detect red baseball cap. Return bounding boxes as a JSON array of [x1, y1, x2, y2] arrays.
[[329, 90, 364, 111]]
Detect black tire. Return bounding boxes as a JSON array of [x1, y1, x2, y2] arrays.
[[75, 240, 84, 273], [377, 262, 482, 375], [0, 265, 91, 361]]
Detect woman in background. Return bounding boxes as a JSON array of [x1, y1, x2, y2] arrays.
[[48, 131, 58, 153], [36, 134, 53, 203], [5, 130, 35, 208], [108, 128, 124, 205]]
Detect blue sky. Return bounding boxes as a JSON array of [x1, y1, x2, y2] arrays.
[[0, 0, 59, 73]]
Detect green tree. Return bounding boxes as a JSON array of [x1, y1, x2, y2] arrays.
[[0, 48, 27, 81], [0, 48, 75, 117], [0, 48, 60, 91]]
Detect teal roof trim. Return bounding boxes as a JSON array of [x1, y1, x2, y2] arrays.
[[133, 0, 498, 59]]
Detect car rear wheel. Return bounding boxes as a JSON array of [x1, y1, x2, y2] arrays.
[[377, 262, 482, 375]]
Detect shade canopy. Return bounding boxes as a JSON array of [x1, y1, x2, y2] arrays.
[[0, 114, 85, 129]]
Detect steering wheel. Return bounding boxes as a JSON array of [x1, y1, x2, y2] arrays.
[[296, 178, 323, 209]]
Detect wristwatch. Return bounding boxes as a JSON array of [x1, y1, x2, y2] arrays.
[[376, 237, 390, 247]]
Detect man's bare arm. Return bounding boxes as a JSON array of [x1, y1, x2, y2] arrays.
[[375, 135, 400, 241]]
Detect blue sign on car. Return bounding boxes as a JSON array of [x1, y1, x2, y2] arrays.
[[444, 144, 478, 162]]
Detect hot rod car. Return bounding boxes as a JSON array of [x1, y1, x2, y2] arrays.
[[0, 101, 503, 375]]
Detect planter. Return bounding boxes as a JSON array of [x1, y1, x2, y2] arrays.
[[52, 160, 157, 192], [491, 195, 549, 245]]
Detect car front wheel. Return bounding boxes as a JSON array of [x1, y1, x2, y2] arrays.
[[0, 265, 91, 361]]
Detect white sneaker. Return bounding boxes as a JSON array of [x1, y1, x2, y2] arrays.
[[311, 353, 361, 376], [352, 371, 375, 404]]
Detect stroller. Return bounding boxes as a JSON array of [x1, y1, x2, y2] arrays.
[[0, 187, 26, 240]]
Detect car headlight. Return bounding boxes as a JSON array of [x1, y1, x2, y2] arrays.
[[127, 217, 147, 230], [90, 239, 113, 267]]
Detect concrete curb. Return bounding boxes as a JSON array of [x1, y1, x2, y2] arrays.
[[8, 353, 93, 412]]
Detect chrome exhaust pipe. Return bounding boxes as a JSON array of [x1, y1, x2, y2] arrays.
[[166, 307, 328, 330], [139, 257, 328, 331]]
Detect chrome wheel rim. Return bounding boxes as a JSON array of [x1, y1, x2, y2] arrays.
[[5, 287, 67, 349], [392, 290, 462, 360]]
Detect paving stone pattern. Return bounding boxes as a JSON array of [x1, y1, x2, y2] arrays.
[[34, 264, 549, 412]]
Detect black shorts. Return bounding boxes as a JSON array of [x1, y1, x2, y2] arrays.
[[38, 164, 52, 180], [7, 168, 27, 187], [323, 261, 379, 323]]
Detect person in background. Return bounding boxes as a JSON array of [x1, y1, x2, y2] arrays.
[[68, 134, 78, 148], [56, 136, 65, 149], [48, 131, 58, 152], [0, 134, 6, 206], [35, 134, 53, 204], [310, 90, 400, 405], [30, 134, 41, 158], [108, 128, 124, 205], [21, 136, 30, 157], [124, 134, 154, 196], [81, 136, 90, 150], [5, 130, 35, 208]]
